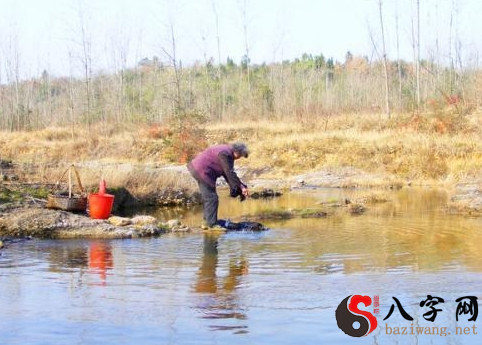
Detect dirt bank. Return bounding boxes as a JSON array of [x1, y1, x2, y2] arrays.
[[1, 161, 481, 241], [0, 202, 184, 239], [447, 180, 482, 215]]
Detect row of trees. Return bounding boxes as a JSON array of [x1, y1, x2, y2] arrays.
[[1, 0, 479, 133], [0, 50, 477, 132]]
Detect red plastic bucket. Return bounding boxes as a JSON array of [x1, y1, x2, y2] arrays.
[[88, 193, 115, 219]]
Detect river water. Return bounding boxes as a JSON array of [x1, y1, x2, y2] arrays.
[[1, 187, 482, 344]]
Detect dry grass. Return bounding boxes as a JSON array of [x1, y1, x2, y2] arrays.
[[1, 110, 482, 195], [207, 111, 482, 186]]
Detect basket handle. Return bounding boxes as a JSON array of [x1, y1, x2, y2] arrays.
[[51, 165, 85, 195]]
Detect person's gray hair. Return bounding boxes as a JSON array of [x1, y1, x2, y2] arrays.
[[232, 142, 249, 158]]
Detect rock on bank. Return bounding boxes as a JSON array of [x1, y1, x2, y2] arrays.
[[0, 204, 176, 239]]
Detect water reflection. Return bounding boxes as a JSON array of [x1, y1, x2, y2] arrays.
[[44, 240, 114, 286], [263, 188, 482, 275], [4, 187, 482, 344], [48, 243, 88, 271], [194, 233, 249, 334], [88, 242, 113, 285]]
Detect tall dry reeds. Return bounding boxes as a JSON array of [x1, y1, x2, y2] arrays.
[[1, 108, 482, 196]]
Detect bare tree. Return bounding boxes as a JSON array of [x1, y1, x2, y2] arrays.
[[211, 0, 224, 120], [394, 0, 403, 111], [108, 20, 132, 124], [162, 20, 183, 115], [3, 29, 23, 131], [450, 0, 464, 93], [70, 0, 94, 134], [68, 52, 76, 138], [411, 0, 421, 110], [378, 0, 390, 118], [156, 0, 185, 121], [238, 0, 251, 92]]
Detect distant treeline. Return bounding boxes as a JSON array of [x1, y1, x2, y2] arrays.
[[0, 52, 478, 131]]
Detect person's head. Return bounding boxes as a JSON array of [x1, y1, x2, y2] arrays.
[[232, 142, 249, 160]]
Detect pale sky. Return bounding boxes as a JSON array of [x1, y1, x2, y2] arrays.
[[0, 0, 481, 80]]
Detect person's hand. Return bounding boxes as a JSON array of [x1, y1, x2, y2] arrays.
[[241, 186, 249, 197]]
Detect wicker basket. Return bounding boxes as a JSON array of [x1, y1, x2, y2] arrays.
[[46, 165, 87, 212]]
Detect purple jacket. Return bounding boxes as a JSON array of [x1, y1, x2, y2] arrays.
[[187, 144, 242, 189]]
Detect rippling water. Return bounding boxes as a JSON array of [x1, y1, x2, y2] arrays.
[[1, 188, 482, 344]]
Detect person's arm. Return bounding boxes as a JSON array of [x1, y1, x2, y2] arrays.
[[218, 151, 249, 198], [218, 151, 242, 189]]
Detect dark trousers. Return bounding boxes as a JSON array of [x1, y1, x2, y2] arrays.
[[197, 180, 219, 226]]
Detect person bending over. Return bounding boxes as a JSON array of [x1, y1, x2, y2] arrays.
[[187, 142, 249, 229]]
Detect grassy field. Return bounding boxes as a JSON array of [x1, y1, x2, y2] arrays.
[[1, 109, 482, 198]]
